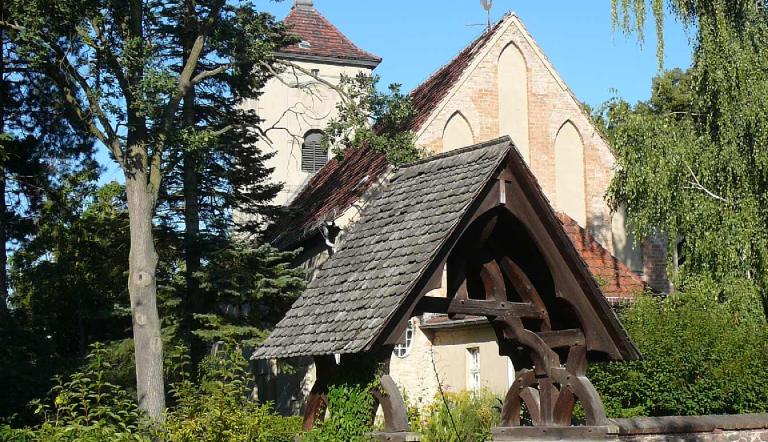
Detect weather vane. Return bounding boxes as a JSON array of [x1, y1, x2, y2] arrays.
[[481, 0, 493, 31]]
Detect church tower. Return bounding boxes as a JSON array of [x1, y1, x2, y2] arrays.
[[245, 0, 381, 205]]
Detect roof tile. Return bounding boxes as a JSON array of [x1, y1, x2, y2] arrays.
[[282, 4, 381, 64]]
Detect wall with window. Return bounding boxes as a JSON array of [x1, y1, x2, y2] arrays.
[[241, 59, 373, 206]]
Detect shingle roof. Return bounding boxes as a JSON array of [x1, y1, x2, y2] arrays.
[[280, 3, 381, 66], [254, 139, 511, 359]]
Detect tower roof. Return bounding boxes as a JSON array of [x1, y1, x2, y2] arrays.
[[280, 1, 381, 68]]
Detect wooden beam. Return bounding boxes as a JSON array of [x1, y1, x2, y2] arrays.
[[536, 329, 585, 349], [415, 296, 544, 319]]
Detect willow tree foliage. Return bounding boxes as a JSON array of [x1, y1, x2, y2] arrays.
[[607, 0, 768, 317]]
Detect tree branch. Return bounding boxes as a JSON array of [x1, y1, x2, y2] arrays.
[[0, 19, 124, 166], [685, 163, 729, 204], [191, 63, 230, 85], [264, 59, 353, 105], [151, 0, 226, 200]]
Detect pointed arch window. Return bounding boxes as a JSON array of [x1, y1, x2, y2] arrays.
[[301, 130, 327, 173]]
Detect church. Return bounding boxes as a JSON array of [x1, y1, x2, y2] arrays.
[[248, 0, 664, 414]]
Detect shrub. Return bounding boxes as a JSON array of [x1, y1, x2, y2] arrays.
[[160, 342, 302, 442], [2, 343, 150, 441], [412, 390, 501, 442], [303, 382, 376, 442], [590, 278, 768, 417], [5, 342, 302, 442]]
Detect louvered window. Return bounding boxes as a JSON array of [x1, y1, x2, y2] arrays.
[[301, 130, 327, 173]]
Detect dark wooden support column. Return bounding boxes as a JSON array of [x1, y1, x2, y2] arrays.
[[303, 355, 336, 431], [372, 374, 410, 433]]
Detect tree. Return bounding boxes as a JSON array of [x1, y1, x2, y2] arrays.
[[0, 11, 93, 318], [608, 1, 768, 318], [323, 73, 422, 166], [1, 0, 290, 421], [154, 3, 290, 363], [11, 179, 131, 358]]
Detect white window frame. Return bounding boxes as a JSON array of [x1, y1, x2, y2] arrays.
[[393, 319, 415, 358], [467, 347, 480, 392]]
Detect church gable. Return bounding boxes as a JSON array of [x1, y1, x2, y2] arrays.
[[412, 13, 618, 250]]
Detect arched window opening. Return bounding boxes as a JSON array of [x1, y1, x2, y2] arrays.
[[442, 111, 474, 152], [301, 130, 327, 173], [554, 121, 587, 226], [498, 42, 530, 162], [393, 319, 415, 358]]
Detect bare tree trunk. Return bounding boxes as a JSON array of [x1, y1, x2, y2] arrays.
[[0, 27, 8, 319], [126, 175, 165, 421], [181, 2, 204, 363]]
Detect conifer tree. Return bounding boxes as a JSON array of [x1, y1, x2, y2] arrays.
[[1, 0, 291, 421]]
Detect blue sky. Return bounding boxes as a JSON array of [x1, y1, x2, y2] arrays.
[[257, 0, 693, 107]]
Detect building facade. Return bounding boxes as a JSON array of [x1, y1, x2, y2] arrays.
[[254, 2, 657, 413], [242, 0, 380, 206]]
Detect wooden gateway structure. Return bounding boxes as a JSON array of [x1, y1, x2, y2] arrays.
[[253, 137, 641, 440]]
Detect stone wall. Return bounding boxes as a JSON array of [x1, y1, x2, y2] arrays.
[[613, 414, 768, 442], [619, 429, 768, 442]]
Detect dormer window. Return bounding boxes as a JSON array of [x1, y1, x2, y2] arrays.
[[298, 40, 312, 49], [301, 130, 327, 173]]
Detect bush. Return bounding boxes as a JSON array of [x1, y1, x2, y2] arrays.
[[160, 342, 302, 442], [590, 278, 768, 417], [412, 390, 501, 442], [5, 342, 302, 442], [303, 382, 376, 442]]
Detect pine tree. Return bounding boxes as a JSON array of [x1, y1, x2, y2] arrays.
[[1, 0, 291, 421]]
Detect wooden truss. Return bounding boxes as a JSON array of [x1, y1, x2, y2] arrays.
[[302, 158, 637, 438]]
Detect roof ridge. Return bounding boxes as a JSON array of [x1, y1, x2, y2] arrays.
[[409, 14, 509, 96], [406, 13, 510, 132], [399, 136, 512, 169]]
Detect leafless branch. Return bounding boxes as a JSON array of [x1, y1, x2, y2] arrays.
[[191, 63, 230, 85]]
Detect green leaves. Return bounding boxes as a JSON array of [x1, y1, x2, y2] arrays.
[[303, 382, 377, 442], [323, 73, 424, 166], [590, 282, 768, 417]]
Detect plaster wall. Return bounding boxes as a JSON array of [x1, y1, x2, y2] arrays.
[[390, 321, 512, 405], [241, 59, 372, 205]]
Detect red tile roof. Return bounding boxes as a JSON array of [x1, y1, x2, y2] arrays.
[[271, 146, 389, 249], [407, 19, 505, 131], [557, 213, 646, 300], [281, 3, 381, 65]]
